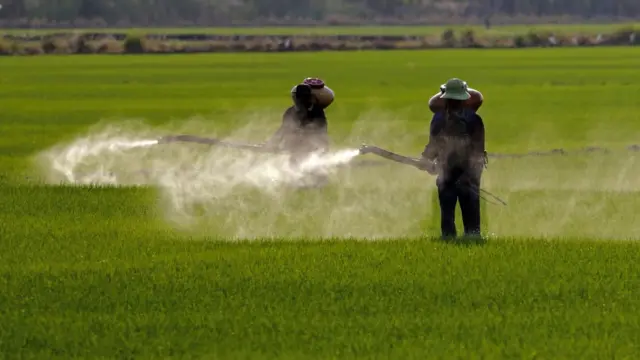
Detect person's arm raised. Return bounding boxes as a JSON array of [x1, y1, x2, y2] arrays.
[[466, 88, 484, 112]]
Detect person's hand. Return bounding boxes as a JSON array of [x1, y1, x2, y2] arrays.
[[471, 151, 488, 168], [469, 157, 484, 170], [464, 88, 483, 111], [417, 158, 438, 175]]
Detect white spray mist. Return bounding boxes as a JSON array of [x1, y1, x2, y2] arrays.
[[34, 120, 390, 238], [33, 113, 640, 240]]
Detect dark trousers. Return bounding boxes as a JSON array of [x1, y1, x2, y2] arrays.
[[436, 173, 481, 238]]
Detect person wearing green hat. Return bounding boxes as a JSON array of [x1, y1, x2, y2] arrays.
[[419, 78, 487, 239], [428, 79, 484, 113]]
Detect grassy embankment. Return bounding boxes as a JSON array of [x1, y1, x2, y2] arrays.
[[2, 23, 638, 54]]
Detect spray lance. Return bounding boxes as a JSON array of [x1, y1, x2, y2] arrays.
[[357, 144, 507, 206], [156, 134, 280, 153]]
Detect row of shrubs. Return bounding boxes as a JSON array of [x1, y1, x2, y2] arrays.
[[0, 28, 636, 55]]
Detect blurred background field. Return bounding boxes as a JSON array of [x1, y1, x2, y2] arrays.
[[1, 23, 637, 55], [2, 23, 637, 35]]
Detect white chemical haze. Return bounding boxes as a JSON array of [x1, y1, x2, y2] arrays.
[[33, 115, 640, 240], [46, 134, 359, 189], [35, 118, 387, 238]]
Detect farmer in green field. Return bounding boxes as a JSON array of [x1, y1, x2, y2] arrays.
[[263, 78, 336, 187], [264, 78, 334, 156], [420, 78, 487, 239]]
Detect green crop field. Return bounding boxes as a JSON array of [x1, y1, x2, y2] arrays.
[[1, 47, 640, 358], [2, 22, 639, 36]]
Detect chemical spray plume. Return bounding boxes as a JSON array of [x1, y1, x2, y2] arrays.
[[33, 114, 640, 240], [298, 149, 361, 173], [39, 132, 360, 189], [64, 138, 158, 183], [31, 115, 445, 240], [44, 135, 160, 184], [33, 121, 371, 235], [32, 121, 160, 183]]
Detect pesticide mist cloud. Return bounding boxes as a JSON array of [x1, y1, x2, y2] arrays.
[[34, 118, 411, 238], [32, 114, 640, 240]]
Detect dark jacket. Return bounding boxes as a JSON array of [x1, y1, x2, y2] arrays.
[[421, 108, 486, 184], [267, 105, 329, 154]]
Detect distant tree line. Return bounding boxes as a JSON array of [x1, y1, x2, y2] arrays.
[[0, 0, 638, 27]]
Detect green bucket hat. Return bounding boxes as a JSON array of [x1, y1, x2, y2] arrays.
[[440, 78, 470, 100]]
